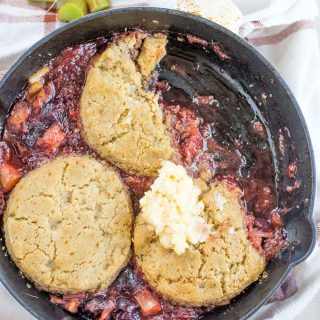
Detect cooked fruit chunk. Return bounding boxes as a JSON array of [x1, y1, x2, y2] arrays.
[[248, 229, 274, 239], [8, 101, 30, 126], [32, 82, 55, 115], [98, 300, 115, 320], [36, 123, 66, 152], [50, 296, 80, 313], [65, 299, 80, 313], [28, 66, 50, 84], [271, 213, 283, 227], [134, 289, 162, 316], [27, 81, 43, 99], [0, 163, 21, 192]]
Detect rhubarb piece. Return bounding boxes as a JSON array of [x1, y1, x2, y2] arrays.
[[87, 0, 110, 13], [271, 213, 283, 228], [50, 295, 63, 305], [186, 35, 208, 47], [98, 300, 115, 320], [0, 163, 21, 192], [50, 295, 80, 313], [8, 101, 30, 126], [65, 298, 80, 313], [27, 81, 43, 99], [134, 289, 162, 316], [28, 66, 50, 84], [248, 229, 274, 239], [32, 81, 55, 115], [36, 123, 66, 153], [32, 89, 46, 114], [58, 0, 88, 22], [212, 42, 231, 61]]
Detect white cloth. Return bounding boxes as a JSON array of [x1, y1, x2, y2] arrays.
[[236, 0, 320, 318], [0, 0, 319, 319]]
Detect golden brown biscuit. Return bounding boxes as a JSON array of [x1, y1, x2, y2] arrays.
[[134, 180, 266, 307], [137, 34, 167, 76], [4, 155, 133, 293], [80, 33, 174, 177]]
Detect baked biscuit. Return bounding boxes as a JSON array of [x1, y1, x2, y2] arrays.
[[80, 33, 174, 177], [134, 180, 266, 307], [4, 155, 133, 293]]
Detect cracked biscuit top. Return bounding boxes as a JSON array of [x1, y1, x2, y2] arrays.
[[3, 155, 133, 293], [134, 180, 266, 307], [80, 33, 174, 177]]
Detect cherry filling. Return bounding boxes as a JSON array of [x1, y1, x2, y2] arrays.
[[0, 33, 298, 320]]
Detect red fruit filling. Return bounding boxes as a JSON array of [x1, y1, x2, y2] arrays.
[[0, 33, 299, 320]]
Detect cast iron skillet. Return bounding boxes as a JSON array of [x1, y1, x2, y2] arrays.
[[0, 7, 316, 320]]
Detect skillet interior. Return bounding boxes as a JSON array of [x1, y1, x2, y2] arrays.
[[0, 8, 316, 320]]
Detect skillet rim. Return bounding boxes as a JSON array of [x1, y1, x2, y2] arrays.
[[0, 6, 316, 320]]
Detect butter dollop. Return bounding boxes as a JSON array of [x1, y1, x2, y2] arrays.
[[140, 161, 210, 255]]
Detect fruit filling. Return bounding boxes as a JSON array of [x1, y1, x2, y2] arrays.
[[0, 31, 299, 320]]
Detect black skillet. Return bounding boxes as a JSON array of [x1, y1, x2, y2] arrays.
[[0, 7, 316, 320]]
